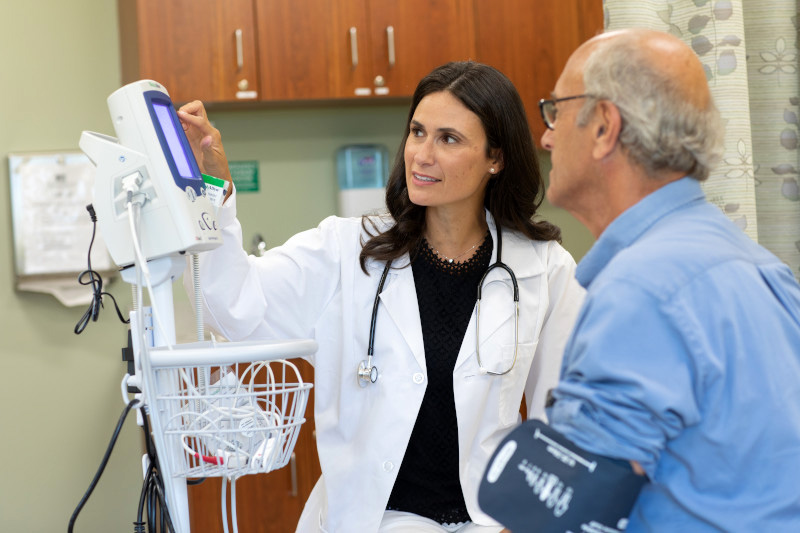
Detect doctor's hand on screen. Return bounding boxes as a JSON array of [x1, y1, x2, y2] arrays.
[[178, 100, 232, 200]]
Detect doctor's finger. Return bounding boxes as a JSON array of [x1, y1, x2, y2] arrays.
[[177, 102, 217, 141], [178, 108, 221, 153], [177, 109, 212, 138], [178, 100, 208, 121]]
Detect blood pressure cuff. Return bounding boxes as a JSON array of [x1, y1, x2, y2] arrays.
[[478, 420, 646, 533]]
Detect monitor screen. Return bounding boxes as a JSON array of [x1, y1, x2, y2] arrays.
[[144, 90, 203, 195], [152, 101, 194, 179]]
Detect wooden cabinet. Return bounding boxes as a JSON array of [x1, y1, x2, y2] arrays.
[[119, 0, 475, 103], [118, 0, 604, 135], [118, 0, 261, 103], [187, 358, 320, 533], [473, 0, 605, 140], [362, 0, 475, 98], [253, 0, 475, 100], [253, 0, 372, 100]]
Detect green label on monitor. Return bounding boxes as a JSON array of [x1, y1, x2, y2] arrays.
[[229, 160, 259, 193]]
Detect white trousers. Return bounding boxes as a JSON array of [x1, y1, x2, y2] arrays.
[[378, 511, 505, 533], [296, 479, 506, 533]]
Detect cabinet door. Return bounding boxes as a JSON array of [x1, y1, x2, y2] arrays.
[[254, 0, 374, 100], [187, 359, 321, 533], [368, 0, 476, 98], [473, 0, 604, 140], [119, 0, 260, 103]]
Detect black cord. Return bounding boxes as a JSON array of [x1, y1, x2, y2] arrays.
[[135, 461, 173, 533], [68, 399, 141, 533], [135, 407, 175, 533], [67, 398, 176, 533], [75, 204, 129, 334], [134, 462, 156, 532]]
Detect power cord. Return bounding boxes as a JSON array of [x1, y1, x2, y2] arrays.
[[67, 398, 176, 533], [68, 399, 142, 532], [135, 406, 176, 533], [74, 204, 129, 334]]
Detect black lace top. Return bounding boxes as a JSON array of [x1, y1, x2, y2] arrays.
[[386, 231, 493, 524]]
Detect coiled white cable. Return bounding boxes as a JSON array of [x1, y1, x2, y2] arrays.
[[191, 253, 207, 411]]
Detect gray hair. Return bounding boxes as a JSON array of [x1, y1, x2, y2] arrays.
[[577, 37, 724, 181]]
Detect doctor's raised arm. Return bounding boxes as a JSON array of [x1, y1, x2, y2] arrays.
[[177, 61, 585, 533]]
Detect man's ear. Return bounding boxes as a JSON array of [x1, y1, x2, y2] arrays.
[[592, 100, 621, 160]]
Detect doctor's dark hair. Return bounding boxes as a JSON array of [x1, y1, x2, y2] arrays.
[[359, 61, 560, 272]]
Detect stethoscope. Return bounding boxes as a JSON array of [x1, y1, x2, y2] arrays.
[[357, 228, 520, 387]]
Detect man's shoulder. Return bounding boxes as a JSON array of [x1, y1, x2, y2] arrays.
[[601, 204, 778, 295]]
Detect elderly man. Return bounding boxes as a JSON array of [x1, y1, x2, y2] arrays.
[[537, 29, 800, 531]]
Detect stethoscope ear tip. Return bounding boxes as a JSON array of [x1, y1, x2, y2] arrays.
[[478, 367, 488, 375]]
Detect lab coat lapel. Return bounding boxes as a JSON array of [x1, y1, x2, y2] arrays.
[[375, 259, 426, 371], [453, 218, 545, 372]]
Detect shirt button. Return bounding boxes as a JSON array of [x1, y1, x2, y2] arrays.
[[413, 372, 425, 384], [383, 461, 394, 471]]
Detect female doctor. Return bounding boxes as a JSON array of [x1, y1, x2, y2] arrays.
[[178, 61, 584, 533]]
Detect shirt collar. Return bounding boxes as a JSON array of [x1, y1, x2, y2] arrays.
[[575, 177, 706, 288]]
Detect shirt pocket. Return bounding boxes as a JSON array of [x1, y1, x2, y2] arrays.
[[497, 341, 538, 426]]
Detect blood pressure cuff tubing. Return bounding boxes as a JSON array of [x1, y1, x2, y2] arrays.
[[478, 420, 647, 533]]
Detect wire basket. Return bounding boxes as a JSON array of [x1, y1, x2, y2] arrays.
[[143, 340, 314, 480]]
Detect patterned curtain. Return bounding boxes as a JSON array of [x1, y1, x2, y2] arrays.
[[603, 0, 800, 279]]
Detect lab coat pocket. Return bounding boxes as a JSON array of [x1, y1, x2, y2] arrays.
[[497, 341, 537, 426]]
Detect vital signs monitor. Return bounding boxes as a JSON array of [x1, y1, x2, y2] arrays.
[[80, 80, 221, 267]]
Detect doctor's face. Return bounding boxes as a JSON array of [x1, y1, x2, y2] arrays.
[[404, 91, 499, 214]]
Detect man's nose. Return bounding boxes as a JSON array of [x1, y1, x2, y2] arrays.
[[540, 128, 554, 152]]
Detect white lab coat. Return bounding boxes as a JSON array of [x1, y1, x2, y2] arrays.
[[188, 192, 584, 533]]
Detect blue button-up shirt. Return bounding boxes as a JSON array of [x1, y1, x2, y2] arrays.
[[549, 178, 800, 531]]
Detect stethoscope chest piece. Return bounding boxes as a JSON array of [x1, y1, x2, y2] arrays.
[[359, 260, 392, 387], [358, 356, 378, 387]]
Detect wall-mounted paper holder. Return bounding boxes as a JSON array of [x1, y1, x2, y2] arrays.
[[8, 151, 115, 306]]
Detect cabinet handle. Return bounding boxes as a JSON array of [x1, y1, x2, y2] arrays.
[[386, 26, 395, 67], [290, 452, 298, 497], [349, 27, 358, 68], [235, 29, 244, 71]]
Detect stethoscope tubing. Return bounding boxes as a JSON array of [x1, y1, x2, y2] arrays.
[[359, 227, 520, 386], [475, 229, 520, 376], [368, 259, 393, 357]]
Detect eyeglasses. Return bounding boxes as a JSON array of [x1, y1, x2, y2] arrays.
[[538, 94, 593, 130]]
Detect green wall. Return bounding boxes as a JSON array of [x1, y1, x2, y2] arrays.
[[0, 2, 593, 531]]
